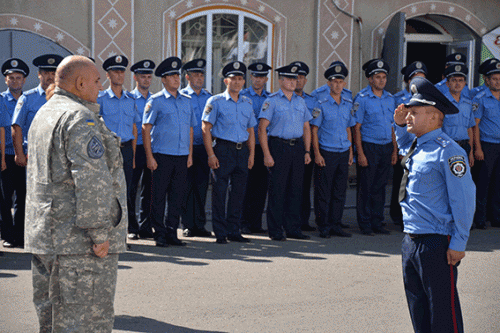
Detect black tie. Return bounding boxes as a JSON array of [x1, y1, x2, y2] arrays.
[[399, 138, 418, 202]]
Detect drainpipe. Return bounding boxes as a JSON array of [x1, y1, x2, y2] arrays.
[[331, 0, 363, 92]]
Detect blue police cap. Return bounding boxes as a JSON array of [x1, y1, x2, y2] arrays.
[[479, 58, 500, 75], [324, 61, 348, 80], [248, 62, 271, 77], [445, 53, 466, 66], [223, 61, 246, 77], [155, 57, 182, 77], [362, 59, 389, 77], [483, 61, 500, 76], [405, 77, 459, 115], [130, 59, 155, 74], [444, 64, 468, 78], [290, 61, 309, 76], [401, 61, 427, 82], [2, 58, 29, 77], [182, 59, 206, 73], [103, 55, 128, 71], [275, 63, 299, 78], [33, 54, 64, 71]]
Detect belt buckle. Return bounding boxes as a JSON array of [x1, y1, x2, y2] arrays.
[[289, 139, 296, 146], [236, 142, 243, 150]]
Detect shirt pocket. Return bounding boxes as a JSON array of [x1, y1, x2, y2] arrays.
[[483, 101, 497, 118], [410, 161, 437, 194]]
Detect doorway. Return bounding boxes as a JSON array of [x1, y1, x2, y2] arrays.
[[406, 42, 446, 84]]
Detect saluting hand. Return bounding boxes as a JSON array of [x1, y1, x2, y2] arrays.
[[394, 104, 409, 126]]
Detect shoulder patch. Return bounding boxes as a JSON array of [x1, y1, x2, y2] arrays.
[[144, 103, 152, 114], [87, 136, 105, 159], [204, 103, 213, 114], [312, 107, 321, 119], [448, 155, 467, 178], [351, 102, 359, 116], [262, 101, 270, 112], [472, 103, 479, 112], [435, 136, 449, 147]]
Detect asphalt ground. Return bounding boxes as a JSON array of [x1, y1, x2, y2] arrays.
[[1, 185, 500, 333]]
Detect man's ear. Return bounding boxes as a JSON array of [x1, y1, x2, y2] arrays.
[[75, 75, 85, 92]]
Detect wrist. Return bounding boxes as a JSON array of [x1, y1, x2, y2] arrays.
[[208, 154, 216, 159], [305, 151, 311, 155]]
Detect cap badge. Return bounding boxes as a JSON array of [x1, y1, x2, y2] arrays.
[[144, 61, 150, 68], [416, 62, 422, 69], [496, 63, 500, 69], [116, 56, 122, 63], [455, 65, 461, 71], [291, 66, 298, 73], [377, 61, 384, 68], [335, 65, 341, 73], [11, 60, 18, 67], [456, 54, 461, 61], [48, 58, 55, 65], [410, 84, 417, 95], [234, 62, 240, 70], [257, 64, 263, 71], [172, 61, 178, 68], [197, 60, 204, 67]]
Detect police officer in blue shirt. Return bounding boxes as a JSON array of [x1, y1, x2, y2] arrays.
[[311, 61, 353, 101], [0, 58, 29, 248], [472, 61, 500, 229], [240, 62, 271, 235], [143, 57, 196, 247], [470, 58, 500, 99], [353, 59, 397, 235], [394, 76, 475, 333], [258, 63, 312, 241], [435, 53, 470, 99], [128, 59, 155, 239], [390, 61, 427, 229], [290, 61, 318, 232], [311, 62, 354, 238], [180, 59, 213, 238], [202, 61, 256, 244], [98, 55, 141, 240], [442, 64, 475, 161]]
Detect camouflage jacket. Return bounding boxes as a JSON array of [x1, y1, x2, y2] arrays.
[[25, 87, 127, 254]]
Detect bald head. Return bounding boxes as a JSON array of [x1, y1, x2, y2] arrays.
[[55, 55, 102, 103]]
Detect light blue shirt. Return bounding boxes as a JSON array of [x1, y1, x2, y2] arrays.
[[97, 88, 140, 143], [311, 84, 353, 101], [473, 88, 500, 143], [129, 88, 151, 145], [240, 86, 269, 145], [436, 78, 471, 99], [1, 89, 20, 155], [395, 126, 475, 251], [393, 89, 411, 106], [143, 88, 196, 156], [258, 89, 312, 139], [202, 90, 257, 143], [442, 90, 475, 141], [0, 99, 10, 129], [470, 84, 487, 99], [180, 85, 212, 146], [12, 84, 46, 152], [354, 86, 395, 145]]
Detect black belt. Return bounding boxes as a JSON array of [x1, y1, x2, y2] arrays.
[[214, 138, 246, 150], [406, 233, 443, 239], [120, 140, 132, 148], [269, 136, 302, 146]]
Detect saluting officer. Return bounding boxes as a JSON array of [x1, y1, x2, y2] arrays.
[[395, 77, 475, 333], [180, 58, 213, 238], [143, 57, 196, 247], [442, 64, 475, 162], [311, 62, 354, 238], [240, 62, 272, 234], [471, 58, 500, 99], [390, 61, 427, 228], [435, 52, 470, 99], [98, 55, 141, 240], [202, 61, 256, 244], [353, 59, 397, 235], [258, 63, 312, 241], [0, 58, 29, 248], [128, 59, 155, 239], [472, 61, 500, 229]]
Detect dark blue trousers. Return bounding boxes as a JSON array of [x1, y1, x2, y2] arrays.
[[314, 149, 349, 234], [474, 141, 500, 226], [301, 150, 315, 227], [182, 144, 210, 231], [266, 137, 305, 238], [120, 143, 136, 233], [242, 144, 268, 231], [211, 142, 249, 239], [129, 144, 152, 234], [402, 234, 463, 333], [356, 141, 392, 232], [0, 154, 26, 245], [151, 153, 188, 240]]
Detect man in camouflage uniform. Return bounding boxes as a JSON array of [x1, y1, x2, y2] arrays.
[[25, 55, 127, 332]]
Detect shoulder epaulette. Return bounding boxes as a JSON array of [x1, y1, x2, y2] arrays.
[[435, 136, 450, 148], [179, 91, 191, 99], [269, 91, 279, 97]]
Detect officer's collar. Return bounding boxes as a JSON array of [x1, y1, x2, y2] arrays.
[[106, 87, 130, 99], [4, 89, 16, 101], [131, 88, 150, 100], [249, 86, 269, 97], [36, 84, 45, 96], [162, 88, 180, 99], [367, 86, 389, 98], [417, 128, 443, 146], [54, 87, 100, 114]]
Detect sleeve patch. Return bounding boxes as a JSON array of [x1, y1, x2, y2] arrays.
[[87, 136, 105, 159], [472, 103, 479, 112], [262, 101, 270, 112], [144, 103, 152, 114], [204, 103, 213, 114], [312, 107, 321, 119], [351, 102, 359, 116], [448, 155, 466, 178], [86, 119, 95, 126]]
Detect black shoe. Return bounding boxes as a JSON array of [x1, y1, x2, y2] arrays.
[[270, 235, 286, 241], [166, 237, 186, 246], [301, 224, 316, 232], [194, 229, 212, 237], [319, 231, 331, 238], [475, 224, 487, 230], [240, 226, 252, 234], [183, 229, 194, 237], [287, 233, 310, 240], [216, 237, 228, 244], [138, 230, 153, 239], [127, 233, 139, 240], [250, 227, 267, 234], [373, 227, 390, 235], [155, 239, 169, 247], [361, 229, 374, 236], [228, 235, 251, 243], [330, 229, 352, 237], [339, 223, 350, 229]]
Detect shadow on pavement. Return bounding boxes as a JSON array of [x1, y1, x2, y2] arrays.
[[114, 315, 227, 333]]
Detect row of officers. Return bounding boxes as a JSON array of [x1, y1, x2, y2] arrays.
[[0, 51, 499, 248]]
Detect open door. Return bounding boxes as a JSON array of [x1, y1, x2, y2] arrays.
[[382, 12, 406, 94]]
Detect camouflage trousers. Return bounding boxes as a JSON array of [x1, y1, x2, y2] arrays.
[[32, 253, 118, 333]]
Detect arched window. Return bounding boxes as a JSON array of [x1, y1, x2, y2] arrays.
[[178, 9, 273, 94]]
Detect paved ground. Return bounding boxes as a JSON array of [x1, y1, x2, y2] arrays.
[[1, 186, 500, 332]]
